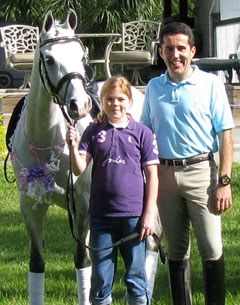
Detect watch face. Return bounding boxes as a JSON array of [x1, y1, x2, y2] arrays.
[[219, 175, 231, 186]]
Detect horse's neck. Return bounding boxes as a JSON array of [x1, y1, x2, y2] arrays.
[[24, 83, 66, 147]]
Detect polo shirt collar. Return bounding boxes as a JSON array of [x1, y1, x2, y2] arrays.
[[102, 116, 136, 130], [164, 65, 199, 86]]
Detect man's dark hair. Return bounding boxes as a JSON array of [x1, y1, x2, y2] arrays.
[[159, 22, 195, 47]]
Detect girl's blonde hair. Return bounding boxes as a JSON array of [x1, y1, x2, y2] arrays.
[[98, 75, 132, 119], [100, 75, 133, 101]]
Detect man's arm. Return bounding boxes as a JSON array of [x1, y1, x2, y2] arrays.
[[214, 129, 233, 213]]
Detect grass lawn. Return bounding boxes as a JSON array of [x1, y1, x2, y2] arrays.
[[0, 160, 239, 305]]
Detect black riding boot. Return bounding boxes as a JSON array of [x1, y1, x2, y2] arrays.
[[203, 254, 225, 305], [168, 259, 192, 305]]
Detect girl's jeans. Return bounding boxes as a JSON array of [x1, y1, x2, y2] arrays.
[[89, 216, 149, 305]]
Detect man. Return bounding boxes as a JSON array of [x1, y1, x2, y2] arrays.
[[140, 22, 234, 305]]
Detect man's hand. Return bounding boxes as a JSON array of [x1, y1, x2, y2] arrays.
[[214, 185, 232, 214]]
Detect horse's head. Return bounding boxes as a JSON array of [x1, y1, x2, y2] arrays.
[[38, 9, 92, 121]]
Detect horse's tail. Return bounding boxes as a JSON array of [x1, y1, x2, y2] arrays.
[[3, 96, 25, 184], [3, 151, 16, 183], [6, 96, 26, 152]]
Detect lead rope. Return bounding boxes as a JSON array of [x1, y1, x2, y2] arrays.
[[54, 98, 82, 244], [3, 152, 16, 183]]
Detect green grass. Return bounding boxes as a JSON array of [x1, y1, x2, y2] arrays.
[[0, 159, 240, 305]]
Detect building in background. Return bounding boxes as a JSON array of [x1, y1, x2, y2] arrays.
[[163, 0, 240, 83]]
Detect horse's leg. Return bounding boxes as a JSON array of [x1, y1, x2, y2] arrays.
[[74, 181, 92, 305], [146, 238, 159, 301], [20, 195, 48, 305], [75, 239, 91, 305], [146, 208, 163, 302]]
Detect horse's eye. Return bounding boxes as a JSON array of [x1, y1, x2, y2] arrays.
[[45, 56, 55, 65]]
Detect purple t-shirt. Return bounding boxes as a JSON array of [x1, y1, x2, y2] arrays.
[[79, 118, 159, 217]]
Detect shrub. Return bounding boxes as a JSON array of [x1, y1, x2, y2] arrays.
[[0, 123, 7, 161]]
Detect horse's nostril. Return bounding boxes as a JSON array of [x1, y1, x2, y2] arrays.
[[69, 99, 78, 113]]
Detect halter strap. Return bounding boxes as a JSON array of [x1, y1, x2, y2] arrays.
[[55, 72, 86, 95]]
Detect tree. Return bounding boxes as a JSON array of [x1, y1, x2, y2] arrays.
[[0, 0, 82, 28], [81, 0, 163, 33], [0, 0, 40, 26], [0, 0, 164, 32]]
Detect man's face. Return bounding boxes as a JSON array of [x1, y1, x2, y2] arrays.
[[159, 33, 196, 82]]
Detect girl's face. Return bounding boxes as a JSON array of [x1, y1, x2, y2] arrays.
[[101, 86, 132, 124]]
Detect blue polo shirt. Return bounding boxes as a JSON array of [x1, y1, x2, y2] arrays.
[[140, 66, 234, 159], [79, 118, 159, 217]]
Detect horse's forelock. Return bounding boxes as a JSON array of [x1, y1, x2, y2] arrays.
[[54, 25, 73, 37], [40, 24, 75, 41]]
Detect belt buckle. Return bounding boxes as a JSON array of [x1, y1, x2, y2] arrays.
[[173, 159, 186, 167]]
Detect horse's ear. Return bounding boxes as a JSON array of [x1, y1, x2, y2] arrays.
[[67, 9, 77, 31], [42, 10, 55, 33]]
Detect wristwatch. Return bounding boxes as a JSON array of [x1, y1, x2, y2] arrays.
[[218, 174, 231, 186]]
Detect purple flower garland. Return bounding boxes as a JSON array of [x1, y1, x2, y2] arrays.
[[20, 163, 55, 203]]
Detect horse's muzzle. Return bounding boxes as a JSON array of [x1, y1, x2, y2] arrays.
[[68, 96, 92, 120]]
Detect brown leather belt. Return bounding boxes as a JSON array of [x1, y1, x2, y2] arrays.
[[159, 153, 213, 167]]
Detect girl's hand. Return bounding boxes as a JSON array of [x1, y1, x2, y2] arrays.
[[66, 124, 80, 148], [140, 210, 155, 240]]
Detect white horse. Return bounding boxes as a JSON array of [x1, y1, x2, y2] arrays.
[[7, 9, 162, 305]]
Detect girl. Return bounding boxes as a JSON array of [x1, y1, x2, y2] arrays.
[[66, 76, 159, 305]]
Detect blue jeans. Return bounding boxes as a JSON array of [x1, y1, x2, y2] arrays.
[[89, 216, 148, 305]]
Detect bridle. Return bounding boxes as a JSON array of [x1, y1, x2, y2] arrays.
[[38, 35, 101, 123], [39, 36, 89, 108]]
